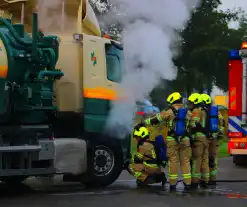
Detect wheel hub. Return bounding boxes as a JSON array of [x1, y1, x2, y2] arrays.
[[95, 155, 107, 167], [93, 146, 114, 176]]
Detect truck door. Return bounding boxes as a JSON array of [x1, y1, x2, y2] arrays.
[[82, 36, 124, 133]]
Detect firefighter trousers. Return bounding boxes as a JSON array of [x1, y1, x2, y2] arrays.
[[208, 139, 219, 181], [191, 134, 209, 184], [166, 136, 192, 185], [128, 163, 161, 182]]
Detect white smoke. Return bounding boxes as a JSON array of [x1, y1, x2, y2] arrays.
[[210, 85, 227, 99], [37, 0, 79, 32], [105, 0, 200, 138]]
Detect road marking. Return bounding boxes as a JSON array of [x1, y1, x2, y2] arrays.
[[50, 189, 126, 196], [116, 179, 136, 182]]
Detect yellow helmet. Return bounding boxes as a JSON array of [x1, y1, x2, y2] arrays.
[[188, 93, 202, 105], [166, 92, 182, 104], [133, 127, 150, 139], [201, 94, 212, 104]]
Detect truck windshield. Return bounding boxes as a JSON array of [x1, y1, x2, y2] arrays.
[[105, 43, 125, 83]]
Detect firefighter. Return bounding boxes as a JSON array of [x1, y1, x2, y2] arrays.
[[128, 127, 165, 186], [201, 93, 225, 186], [134, 92, 192, 191], [187, 93, 209, 189]]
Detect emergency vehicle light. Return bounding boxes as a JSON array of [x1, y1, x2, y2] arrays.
[[229, 50, 240, 59], [228, 132, 243, 138], [136, 111, 144, 115], [242, 42, 247, 49], [73, 33, 83, 41], [104, 34, 111, 39]]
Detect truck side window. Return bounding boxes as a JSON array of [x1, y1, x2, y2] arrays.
[[106, 54, 121, 83]]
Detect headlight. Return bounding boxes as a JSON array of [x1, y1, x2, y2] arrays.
[[73, 33, 83, 41], [52, 37, 60, 47], [56, 37, 61, 44]]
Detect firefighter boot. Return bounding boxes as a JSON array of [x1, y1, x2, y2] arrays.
[[199, 180, 208, 189], [154, 172, 167, 186], [183, 183, 192, 192], [191, 183, 199, 190], [169, 185, 176, 192], [208, 180, 216, 186], [136, 176, 154, 187], [136, 179, 148, 187]]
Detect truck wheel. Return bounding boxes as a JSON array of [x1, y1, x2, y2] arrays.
[[84, 140, 123, 188], [0, 176, 28, 185], [233, 155, 247, 166]]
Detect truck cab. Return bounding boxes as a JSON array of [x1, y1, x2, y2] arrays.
[[0, 0, 130, 187]]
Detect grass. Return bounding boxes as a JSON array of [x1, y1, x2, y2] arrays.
[[131, 136, 229, 158], [218, 140, 229, 158]]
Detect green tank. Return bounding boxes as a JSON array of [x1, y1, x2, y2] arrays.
[[0, 13, 63, 125]]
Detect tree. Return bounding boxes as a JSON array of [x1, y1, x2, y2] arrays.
[[89, 0, 122, 40], [173, 0, 242, 92]]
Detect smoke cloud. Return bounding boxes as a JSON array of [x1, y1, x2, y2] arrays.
[[106, 0, 200, 138], [36, 0, 80, 33]]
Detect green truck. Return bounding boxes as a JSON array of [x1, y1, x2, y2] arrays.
[[0, 0, 130, 187]]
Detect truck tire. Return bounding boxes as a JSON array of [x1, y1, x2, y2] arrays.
[[0, 176, 28, 185], [233, 155, 247, 166], [83, 139, 123, 188]]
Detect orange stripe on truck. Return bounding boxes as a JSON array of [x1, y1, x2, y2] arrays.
[[83, 87, 117, 100], [0, 65, 8, 78], [229, 87, 236, 109]]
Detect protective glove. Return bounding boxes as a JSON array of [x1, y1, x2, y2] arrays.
[[133, 156, 142, 164]]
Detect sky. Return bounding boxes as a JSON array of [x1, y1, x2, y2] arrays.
[[220, 0, 247, 28], [221, 0, 247, 11], [211, 1, 247, 96]]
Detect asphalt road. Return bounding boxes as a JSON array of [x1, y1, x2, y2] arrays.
[[1, 157, 247, 207]]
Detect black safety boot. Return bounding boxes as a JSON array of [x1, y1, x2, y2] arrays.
[[169, 185, 176, 192], [161, 178, 167, 187], [136, 179, 143, 187], [137, 176, 156, 187], [184, 184, 192, 192], [191, 182, 199, 190], [155, 172, 167, 186], [199, 180, 208, 189], [136, 179, 149, 187], [208, 180, 216, 186]]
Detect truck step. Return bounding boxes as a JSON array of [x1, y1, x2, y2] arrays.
[[0, 145, 42, 152]]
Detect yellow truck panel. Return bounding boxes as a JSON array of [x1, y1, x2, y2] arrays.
[[214, 95, 228, 107]]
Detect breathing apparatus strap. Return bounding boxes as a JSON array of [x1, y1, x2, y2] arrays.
[[168, 106, 188, 142], [190, 105, 207, 135]]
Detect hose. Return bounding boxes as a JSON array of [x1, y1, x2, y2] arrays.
[[212, 180, 247, 183], [0, 16, 57, 49], [173, 179, 247, 183]]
